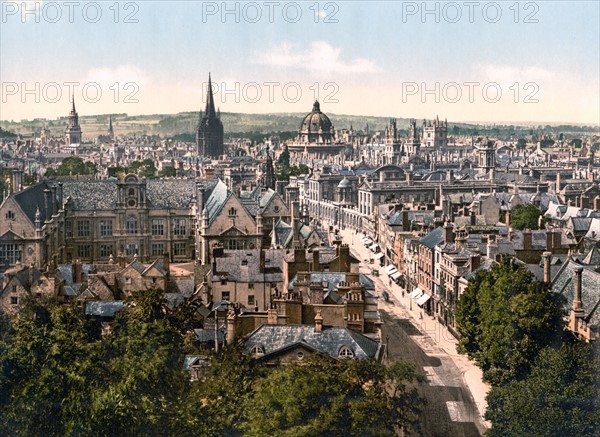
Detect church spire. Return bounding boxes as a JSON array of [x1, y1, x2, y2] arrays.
[[205, 73, 217, 118], [71, 95, 76, 114]]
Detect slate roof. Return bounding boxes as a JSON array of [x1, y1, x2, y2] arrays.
[[201, 179, 231, 225], [419, 227, 444, 249], [243, 324, 380, 360], [12, 181, 55, 223], [56, 263, 93, 285], [84, 300, 124, 317], [146, 180, 196, 209], [183, 355, 209, 371], [551, 260, 600, 327], [582, 246, 600, 265]]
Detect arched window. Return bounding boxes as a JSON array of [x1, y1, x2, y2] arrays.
[[126, 216, 138, 234], [128, 188, 135, 196], [5, 211, 15, 220], [251, 345, 264, 356], [296, 351, 305, 360], [338, 346, 354, 358], [228, 207, 237, 217]]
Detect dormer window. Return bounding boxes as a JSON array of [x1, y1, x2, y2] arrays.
[[339, 346, 354, 358], [251, 345, 264, 356]]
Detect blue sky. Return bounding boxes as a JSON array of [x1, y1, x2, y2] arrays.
[[1, 1, 599, 124]]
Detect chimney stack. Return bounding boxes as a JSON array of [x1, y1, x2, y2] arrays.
[[226, 308, 237, 344], [470, 254, 481, 272], [57, 182, 64, 211], [523, 229, 532, 251], [12, 169, 23, 193], [267, 308, 278, 325], [572, 266, 585, 320], [314, 310, 323, 333], [542, 251, 552, 283], [443, 222, 454, 244], [163, 252, 171, 279]]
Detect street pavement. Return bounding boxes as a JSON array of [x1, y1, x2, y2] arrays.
[[338, 228, 490, 436]]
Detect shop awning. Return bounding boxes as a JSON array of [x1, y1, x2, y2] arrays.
[[411, 288, 423, 299], [373, 252, 384, 260], [360, 237, 370, 244], [390, 271, 402, 280], [369, 243, 379, 251], [417, 293, 431, 306], [384, 265, 398, 274], [363, 239, 374, 246]]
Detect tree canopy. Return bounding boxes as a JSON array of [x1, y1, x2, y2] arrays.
[[455, 258, 565, 385], [485, 342, 600, 437], [510, 204, 545, 230], [0, 291, 424, 436], [45, 157, 97, 177]]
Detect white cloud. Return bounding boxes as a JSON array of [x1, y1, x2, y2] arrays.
[[256, 41, 381, 74]]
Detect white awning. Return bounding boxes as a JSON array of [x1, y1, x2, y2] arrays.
[[360, 237, 370, 244], [369, 243, 379, 251], [417, 293, 431, 306], [373, 252, 384, 260], [390, 271, 402, 280], [411, 288, 423, 299], [363, 239, 374, 246], [384, 265, 398, 274]]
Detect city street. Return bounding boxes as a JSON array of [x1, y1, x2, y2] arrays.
[[339, 229, 490, 436]]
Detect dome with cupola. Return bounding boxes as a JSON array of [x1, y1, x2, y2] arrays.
[[299, 100, 334, 144]]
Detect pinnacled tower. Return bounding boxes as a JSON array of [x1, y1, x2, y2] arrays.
[[196, 73, 224, 158], [65, 96, 82, 145], [108, 115, 114, 140], [264, 147, 275, 190]]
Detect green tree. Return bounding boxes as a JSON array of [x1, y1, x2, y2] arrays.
[[243, 356, 424, 436], [570, 138, 583, 148], [455, 258, 565, 385], [277, 144, 290, 168], [485, 342, 600, 437], [516, 138, 528, 149], [47, 156, 97, 177], [160, 166, 177, 177], [510, 204, 544, 230]]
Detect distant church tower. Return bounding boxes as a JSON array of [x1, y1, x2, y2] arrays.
[[196, 74, 224, 158], [264, 147, 275, 190], [108, 115, 114, 140], [65, 97, 82, 145]]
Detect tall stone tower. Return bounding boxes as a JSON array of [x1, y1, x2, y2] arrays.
[[108, 115, 114, 140], [196, 74, 224, 158], [65, 97, 82, 145]]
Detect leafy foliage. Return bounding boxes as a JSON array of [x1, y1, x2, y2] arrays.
[[510, 204, 545, 230], [160, 166, 177, 177], [485, 342, 600, 437], [455, 258, 565, 385], [108, 159, 157, 178], [277, 144, 290, 168], [45, 157, 97, 177], [0, 292, 422, 436], [276, 164, 310, 182]]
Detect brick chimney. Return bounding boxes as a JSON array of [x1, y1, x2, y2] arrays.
[[309, 282, 324, 305], [312, 249, 320, 272], [294, 247, 306, 263], [402, 210, 410, 232], [595, 196, 600, 211], [470, 254, 481, 272], [338, 244, 350, 272], [470, 211, 476, 226], [267, 308, 278, 324], [443, 222, 455, 244], [314, 309, 323, 333], [523, 229, 532, 251], [163, 252, 170, 279], [542, 251, 552, 283], [72, 259, 83, 284]]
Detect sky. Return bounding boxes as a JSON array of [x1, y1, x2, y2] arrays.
[[1, 0, 599, 124]]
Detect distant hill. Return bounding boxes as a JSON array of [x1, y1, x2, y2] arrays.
[[2, 112, 598, 139]]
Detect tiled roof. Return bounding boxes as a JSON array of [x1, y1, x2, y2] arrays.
[[213, 249, 283, 283], [287, 272, 374, 292], [13, 181, 55, 223], [243, 324, 379, 359], [202, 179, 230, 225], [146, 180, 196, 209]]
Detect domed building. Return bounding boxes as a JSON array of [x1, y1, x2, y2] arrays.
[[288, 101, 349, 163], [299, 100, 334, 144]]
